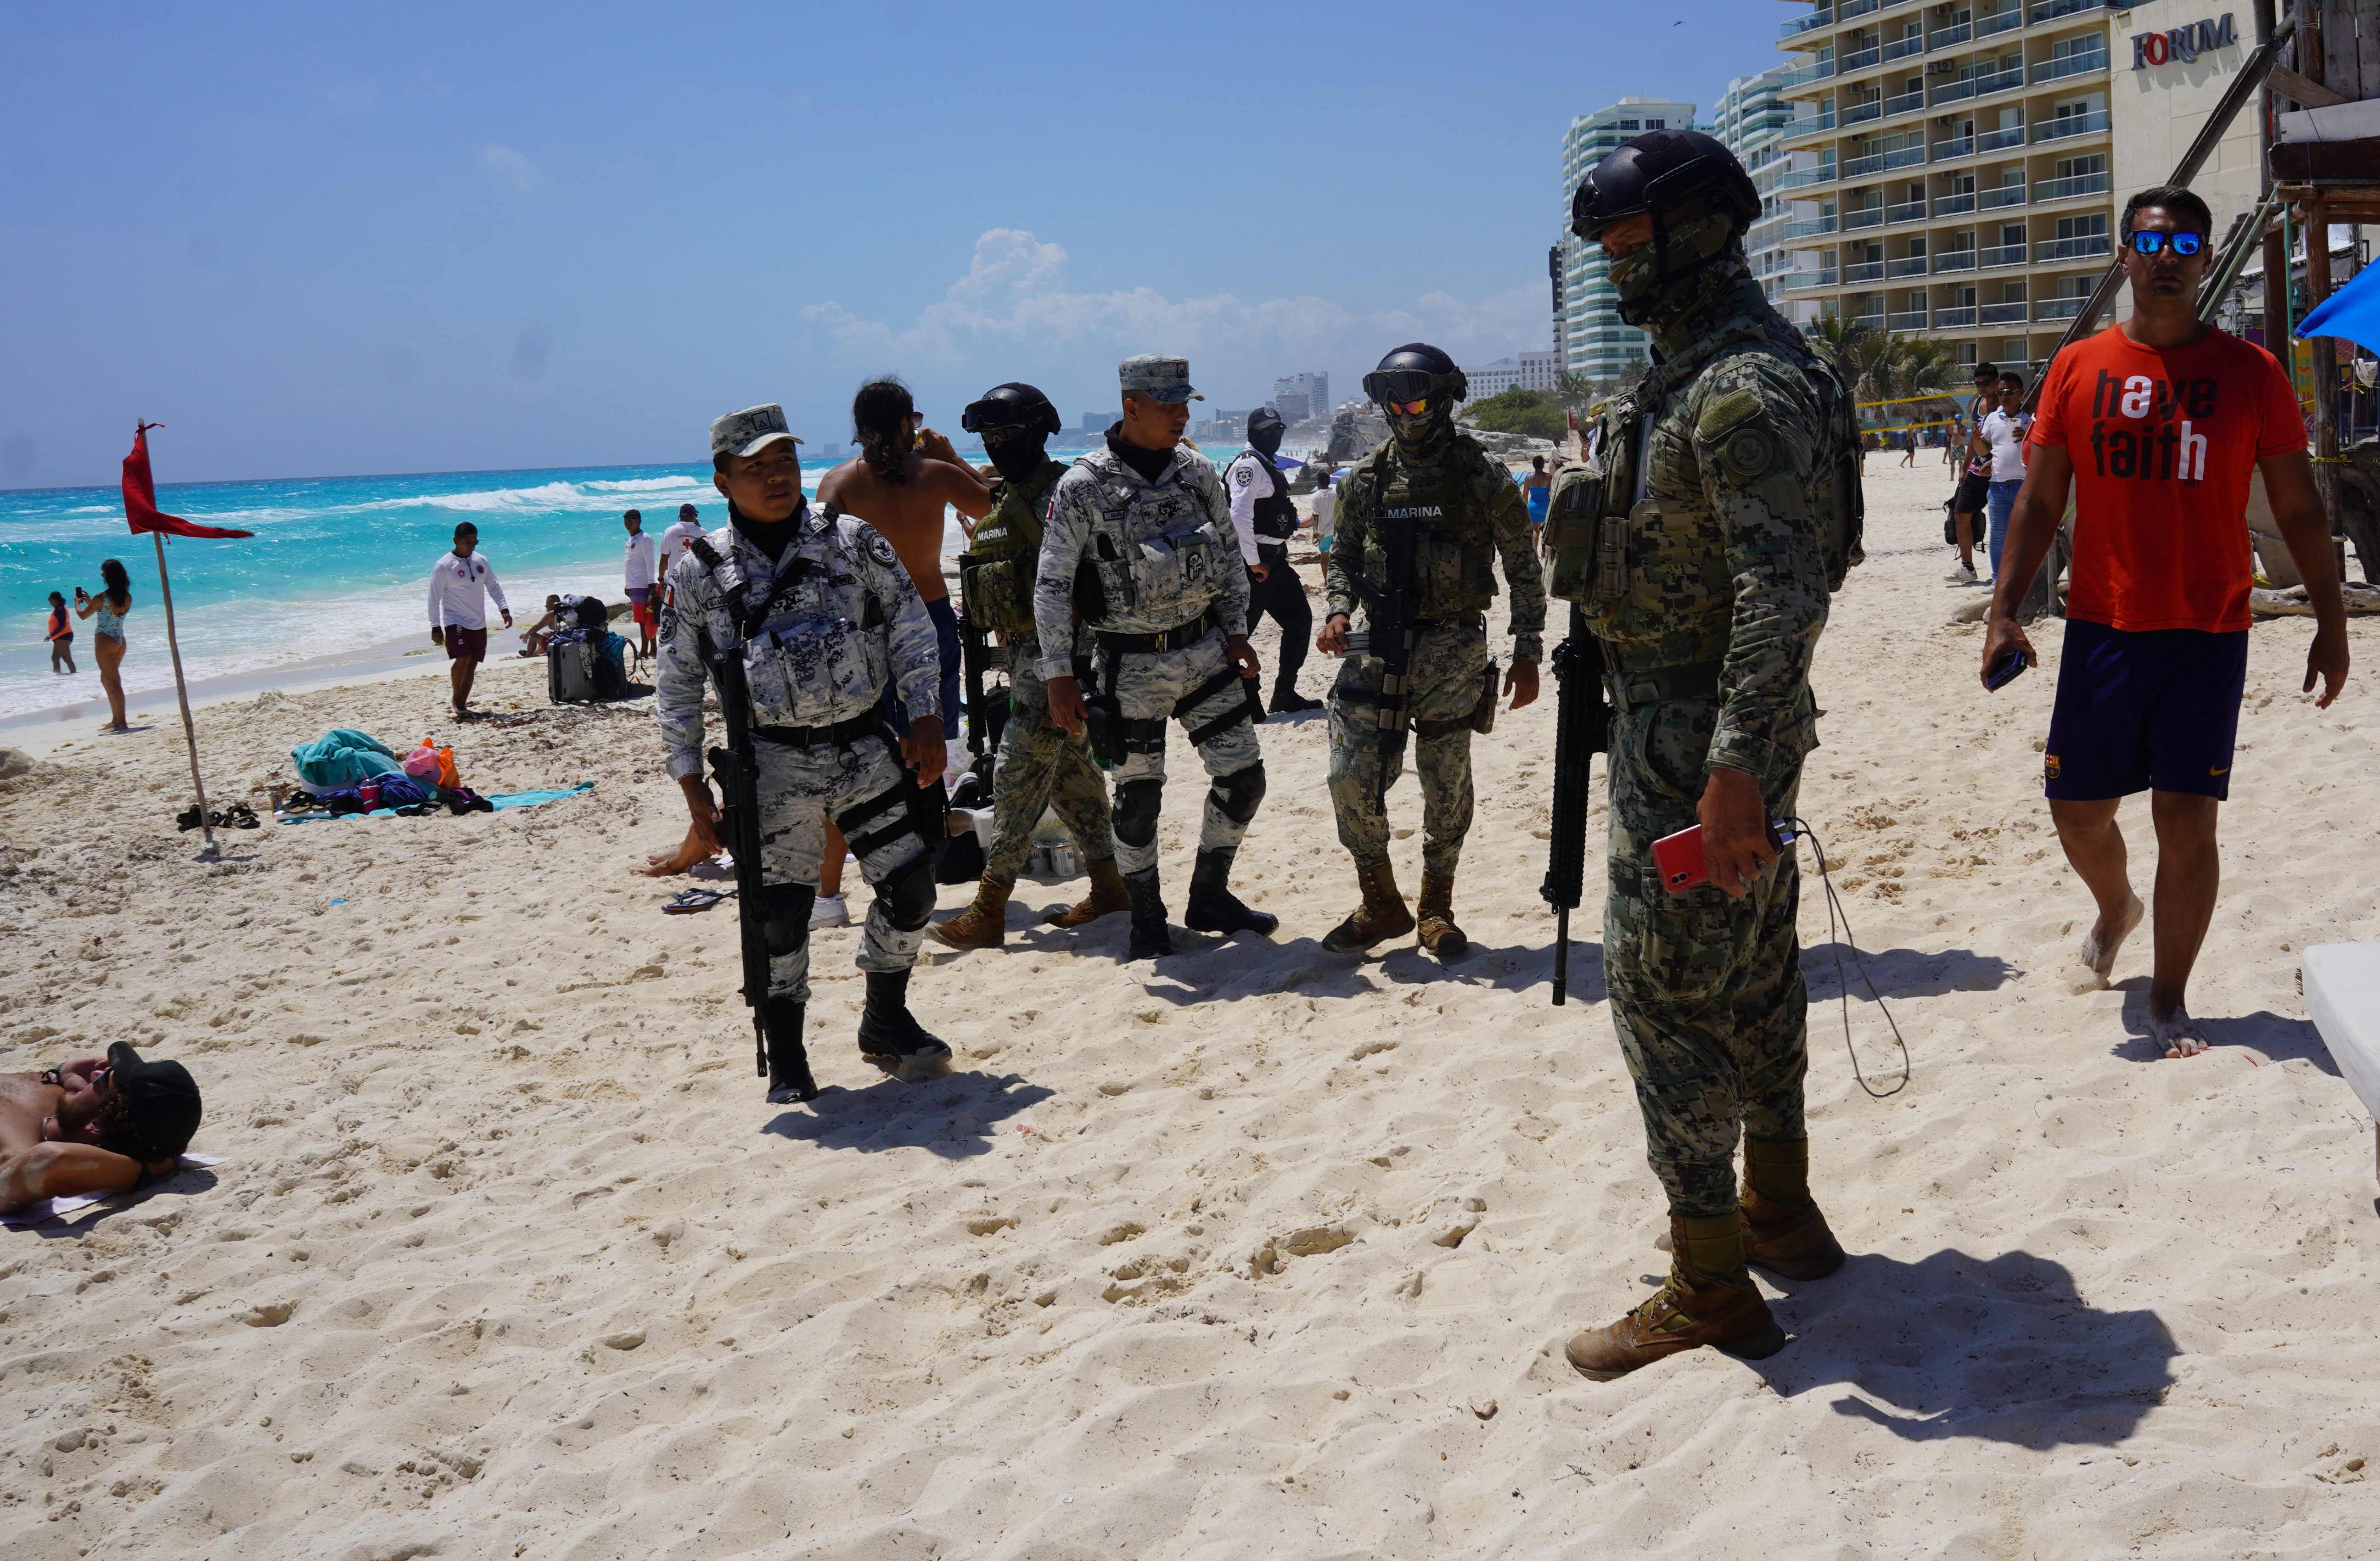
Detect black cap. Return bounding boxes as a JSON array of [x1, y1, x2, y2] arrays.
[[679, 503, 697, 517], [105, 1042, 202, 1159]]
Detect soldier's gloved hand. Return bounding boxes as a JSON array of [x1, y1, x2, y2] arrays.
[[1046, 675, 1089, 736], [1316, 614, 1351, 656], [902, 715, 947, 789], [1227, 636, 1261, 681], [1504, 660, 1540, 711], [1698, 766, 1779, 901]]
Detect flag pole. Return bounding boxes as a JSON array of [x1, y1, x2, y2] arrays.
[[150, 504, 219, 860]]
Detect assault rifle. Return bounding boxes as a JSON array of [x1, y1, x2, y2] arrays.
[[1541, 603, 1611, 1006], [1342, 498, 1420, 791], [701, 630, 816, 1100], [953, 555, 1010, 782]]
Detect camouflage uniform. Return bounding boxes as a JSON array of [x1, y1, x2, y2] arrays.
[[1033, 440, 1259, 883], [656, 504, 943, 1002], [1325, 431, 1545, 881], [978, 460, 1115, 883], [1556, 274, 1833, 1219]]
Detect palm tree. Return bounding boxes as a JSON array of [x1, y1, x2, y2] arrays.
[[1810, 314, 1962, 431]]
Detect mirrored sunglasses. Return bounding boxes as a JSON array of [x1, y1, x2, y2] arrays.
[[2128, 230, 2204, 257]]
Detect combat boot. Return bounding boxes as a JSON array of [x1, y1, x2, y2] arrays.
[[1049, 855, 1129, 929], [1268, 678, 1321, 715], [1184, 847, 1278, 936], [856, 969, 953, 1083], [763, 996, 818, 1105], [1741, 1136, 1847, 1280], [1120, 868, 1173, 960], [1321, 862, 1415, 953], [1415, 873, 1467, 960], [1565, 1213, 1786, 1381], [928, 875, 1012, 951]]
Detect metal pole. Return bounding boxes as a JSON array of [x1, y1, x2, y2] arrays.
[[2260, 0, 2291, 353], [2308, 198, 2344, 532], [152, 532, 219, 859]]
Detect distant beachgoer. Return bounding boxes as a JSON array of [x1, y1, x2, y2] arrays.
[[520, 593, 563, 657], [426, 521, 513, 719], [657, 503, 704, 602], [0, 1044, 203, 1216], [45, 591, 75, 675], [1523, 454, 1552, 546], [813, 376, 994, 921], [1309, 467, 1337, 563], [1899, 429, 1917, 467], [73, 558, 133, 731], [1973, 372, 2030, 579], [622, 509, 658, 657]]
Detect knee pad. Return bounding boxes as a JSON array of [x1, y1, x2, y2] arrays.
[[875, 850, 938, 932], [1209, 762, 1266, 825], [760, 882, 816, 957], [1113, 778, 1165, 848]]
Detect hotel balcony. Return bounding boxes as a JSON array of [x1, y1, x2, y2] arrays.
[[2028, 0, 2094, 21], [2032, 47, 2109, 85], [1935, 305, 1980, 327], [1781, 59, 1836, 87], [1931, 65, 2024, 107], [1934, 191, 1978, 217], [1782, 269, 1841, 291], [1975, 6, 2024, 39], [2035, 233, 2112, 262], [1887, 307, 1930, 330], [2035, 110, 2111, 144], [1886, 254, 1931, 277], [1979, 241, 2029, 267], [1781, 6, 1835, 41], [1884, 198, 1927, 224], [1929, 21, 1972, 49], [1844, 206, 1886, 229], [2034, 169, 2111, 202], [1934, 249, 1980, 273], [2034, 297, 2088, 321], [1979, 300, 2032, 325]]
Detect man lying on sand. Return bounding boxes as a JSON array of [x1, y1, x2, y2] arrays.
[[0, 1044, 202, 1216]]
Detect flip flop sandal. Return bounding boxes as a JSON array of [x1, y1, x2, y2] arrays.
[[663, 888, 735, 914]]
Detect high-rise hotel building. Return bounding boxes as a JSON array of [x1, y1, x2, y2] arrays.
[[1771, 0, 2123, 377], [1556, 97, 1700, 383]]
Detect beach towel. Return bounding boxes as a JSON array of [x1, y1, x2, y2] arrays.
[[291, 728, 404, 792], [278, 779, 594, 823], [1, 1153, 226, 1228]]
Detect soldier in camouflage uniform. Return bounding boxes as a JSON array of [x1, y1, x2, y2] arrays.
[[1317, 342, 1546, 958], [1546, 132, 1862, 1380], [932, 382, 1128, 950], [657, 404, 953, 1102], [1035, 355, 1273, 961]]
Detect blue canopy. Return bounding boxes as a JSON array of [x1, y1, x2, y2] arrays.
[[2298, 259, 2380, 354]]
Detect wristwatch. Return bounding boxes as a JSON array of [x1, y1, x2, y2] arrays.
[[38, 1067, 62, 1086]]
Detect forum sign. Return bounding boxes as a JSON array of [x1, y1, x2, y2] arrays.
[[2133, 13, 2237, 69]]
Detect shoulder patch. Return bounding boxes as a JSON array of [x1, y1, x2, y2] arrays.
[[1696, 388, 1765, 445], [1235, 464, 1253, 486], [1719, 427, 1779, 481], [658, 602, 678, 641], [864, 529, 900, 569]]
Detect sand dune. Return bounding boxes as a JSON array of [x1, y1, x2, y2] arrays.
[[4, 459, 2378, 1558]]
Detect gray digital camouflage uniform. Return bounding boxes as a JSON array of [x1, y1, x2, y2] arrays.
[[1560, 274, 1833, 1220], [1033, 440, 1258, 882], [656, 505, 942, 1002], [1325, 430, 1545, 881]]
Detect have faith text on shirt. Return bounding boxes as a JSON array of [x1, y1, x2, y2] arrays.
[[2027, 324, 2304, 633]]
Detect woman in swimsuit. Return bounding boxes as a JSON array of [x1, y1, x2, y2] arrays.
[[74, 557, 133, 732]]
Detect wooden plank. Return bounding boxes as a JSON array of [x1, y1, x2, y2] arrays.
[[2268, 62, 2350, 108], [2271, 138, 2380, 183]]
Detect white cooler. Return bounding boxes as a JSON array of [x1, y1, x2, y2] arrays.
[[2302, 943, 2380, 1182]]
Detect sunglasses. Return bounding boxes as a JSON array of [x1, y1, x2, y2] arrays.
[[2127, 230, 2205, 257], [1385, 397, 1431, 417]]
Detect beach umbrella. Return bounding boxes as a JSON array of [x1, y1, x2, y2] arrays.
[[2298, 258, 2380, 355], [121, 422, 253, 859]]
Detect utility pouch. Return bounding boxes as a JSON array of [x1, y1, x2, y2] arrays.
[[1241, 674, 1266, 727], [1471, 659, 1500, 737], [1085, 671, 1126, 765]]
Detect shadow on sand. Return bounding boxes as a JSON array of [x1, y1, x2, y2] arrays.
[[16, 1167, 223, 1242], [1749, 1245, 2177, 1447], [762, 1071, 1053, 1158], [2105, 989, 2338, 1073]]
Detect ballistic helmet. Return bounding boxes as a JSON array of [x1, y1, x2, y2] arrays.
[[1570, 129, 1759, 244], [960, 382, 1063, 440], [1361, 343, 1467, 411]]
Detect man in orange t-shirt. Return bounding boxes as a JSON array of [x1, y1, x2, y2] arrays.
[[1984, 185, 2349, 1059]]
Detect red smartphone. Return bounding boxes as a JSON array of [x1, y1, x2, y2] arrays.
[[1652, 822, 1797, 895]]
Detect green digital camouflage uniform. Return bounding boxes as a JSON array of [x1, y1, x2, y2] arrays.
[[1553, 274, 1834, 1220], [969, 459, 1116, 883], [1325, 430, 1545, 880]]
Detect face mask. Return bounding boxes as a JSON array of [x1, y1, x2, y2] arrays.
[[1611, 207, 1742, 329], [1248, 420, 1285, 456], [1386, 398, 1450, 449], [984, 434, 1048, 484]]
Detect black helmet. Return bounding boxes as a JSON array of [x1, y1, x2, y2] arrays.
[[1361, 342, 1467, 409], [1570, 129, 1759, 244], [960, 381, 1062, 439]]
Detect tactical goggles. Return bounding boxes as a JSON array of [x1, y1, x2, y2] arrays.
[[2127, 230, 2205, 257], [1363, 369, 1456, 407], [960, 400, 1029, 435]]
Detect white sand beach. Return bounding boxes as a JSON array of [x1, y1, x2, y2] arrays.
[[4, 459, 2378, 1558]]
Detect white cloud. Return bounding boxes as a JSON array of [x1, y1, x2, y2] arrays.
[[798, 229, 1545, 396], [480, 144, 541, 195]]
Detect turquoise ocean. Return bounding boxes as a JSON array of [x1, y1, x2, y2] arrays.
[[0, 444, 1132, 725]]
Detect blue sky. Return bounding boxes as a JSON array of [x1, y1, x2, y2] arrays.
[[1, 1, 1781, 487]]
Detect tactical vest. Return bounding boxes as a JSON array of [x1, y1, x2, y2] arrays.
[[1341, 432, 1501, 621], [1235, 448, 1299, 539], [1544, 321, 1864, 618], [1073, 453, 1233, 630], [685, 510, 892, 730], [958, 458, 1064, 638]]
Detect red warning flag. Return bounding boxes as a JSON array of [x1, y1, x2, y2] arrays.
[[123, 425, 251, 538]]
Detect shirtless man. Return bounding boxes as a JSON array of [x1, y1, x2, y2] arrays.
[[0, 1044, 202, 1216], [811, 377, 994, 921]]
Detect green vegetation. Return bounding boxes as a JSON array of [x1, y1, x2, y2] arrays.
[[1465, 388, 1568, 442]]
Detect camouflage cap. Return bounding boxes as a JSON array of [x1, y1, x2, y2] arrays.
[[708, 403, 805, 459], [1118, 355, 1203, 404]]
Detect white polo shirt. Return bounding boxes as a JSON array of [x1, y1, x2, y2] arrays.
[[427, 550, 510, 631]]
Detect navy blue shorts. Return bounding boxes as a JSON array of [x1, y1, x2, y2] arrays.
[[2043, 618, 2248, 801]]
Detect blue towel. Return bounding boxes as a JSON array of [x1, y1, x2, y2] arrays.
[[290, 728, 404, 790]]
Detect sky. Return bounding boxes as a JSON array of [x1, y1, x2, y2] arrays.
[[1, 1, 1788, 488]]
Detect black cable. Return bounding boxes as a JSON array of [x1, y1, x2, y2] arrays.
[[1789, 817, 1911, 1100]]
